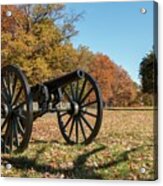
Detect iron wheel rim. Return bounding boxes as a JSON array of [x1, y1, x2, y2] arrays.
[[57, 72, 103, 145], [1, 65, 33, 153]]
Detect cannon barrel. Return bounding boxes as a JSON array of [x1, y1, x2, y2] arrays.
[[44, 69, 85, 92], [31, 69, 85, 95]]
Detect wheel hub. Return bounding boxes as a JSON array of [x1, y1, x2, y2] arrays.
[[1, 103, 9, 117], [1, 102, 18, 118], [71, 101, 80, 116]]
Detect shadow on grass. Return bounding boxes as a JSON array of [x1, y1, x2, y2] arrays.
[[2, 145, 150, 179], [30, 139, 60, 144], [30, 139, 74, 146]]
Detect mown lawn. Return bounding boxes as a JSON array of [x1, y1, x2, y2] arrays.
[[1, 109, 157, 180]]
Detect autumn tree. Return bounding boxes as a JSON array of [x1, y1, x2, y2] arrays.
[[1, 5, 27, 34], [1, 4, 138, 107], [89, 54, 115, 103], [1, 4, 83, 84], [112, 66, 137, 106], [89, 54, 137, 106]]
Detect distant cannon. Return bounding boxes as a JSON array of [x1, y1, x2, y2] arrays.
[[1, 65, 103, 153]]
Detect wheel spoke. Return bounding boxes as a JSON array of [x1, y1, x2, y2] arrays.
[[81, 110, 97, 118], [2, 77, 10, 99], [4, 119, 11, 152], [68, 117, 75, 139], [81, 100, 97, 108], [16, 112, 26, 120], [78, 79, 87, 102], [1, 136, 4, 144], [78, 117, 87, 142], [1, 116, 9, 131], [63, 88, 73, 103], [76, 80, 79, 100], [70, 83, 75, 100], [1, 91, 8, 104], [80, 87, 94, 104], [62, 115, 72, 130], [60, 112, 68, 118], [1, 76, 7, 91], [75, 118, 79, 143], [13, 101, 26, 110], [80, 113, 93, 131], [11, 74, 18, 101], [13, 117, 19, 147], [6, 73, 12, 99], [16, 117, 25, 135], [12, 86, 23, 106], [9, 119, 14, 151]]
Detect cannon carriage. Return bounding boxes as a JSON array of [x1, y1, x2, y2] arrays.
[[1, 65, 103, 153]]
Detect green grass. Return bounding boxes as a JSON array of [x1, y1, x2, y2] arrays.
[[1, 109, 157, 180]]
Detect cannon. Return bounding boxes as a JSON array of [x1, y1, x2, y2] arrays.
[[1, 65, 103, 153]]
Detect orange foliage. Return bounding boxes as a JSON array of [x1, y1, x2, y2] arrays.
[[1, 5, 26, 34], [89, 54, 115, 103], [89, 54, 137, 106]]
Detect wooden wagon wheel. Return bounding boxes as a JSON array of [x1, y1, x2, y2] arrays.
[[1, 65, 33, 153], [57, 72, 103, 145]]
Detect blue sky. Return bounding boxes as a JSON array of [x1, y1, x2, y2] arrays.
[[66, 1, 154, 84]]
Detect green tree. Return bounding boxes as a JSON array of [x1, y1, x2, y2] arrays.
[[139, 51, 157, 94]]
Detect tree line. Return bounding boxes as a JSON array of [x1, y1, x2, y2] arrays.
[[1, 5, 157, 106]]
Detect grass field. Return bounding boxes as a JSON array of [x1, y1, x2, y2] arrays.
[[1, 108, 157, 180]]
